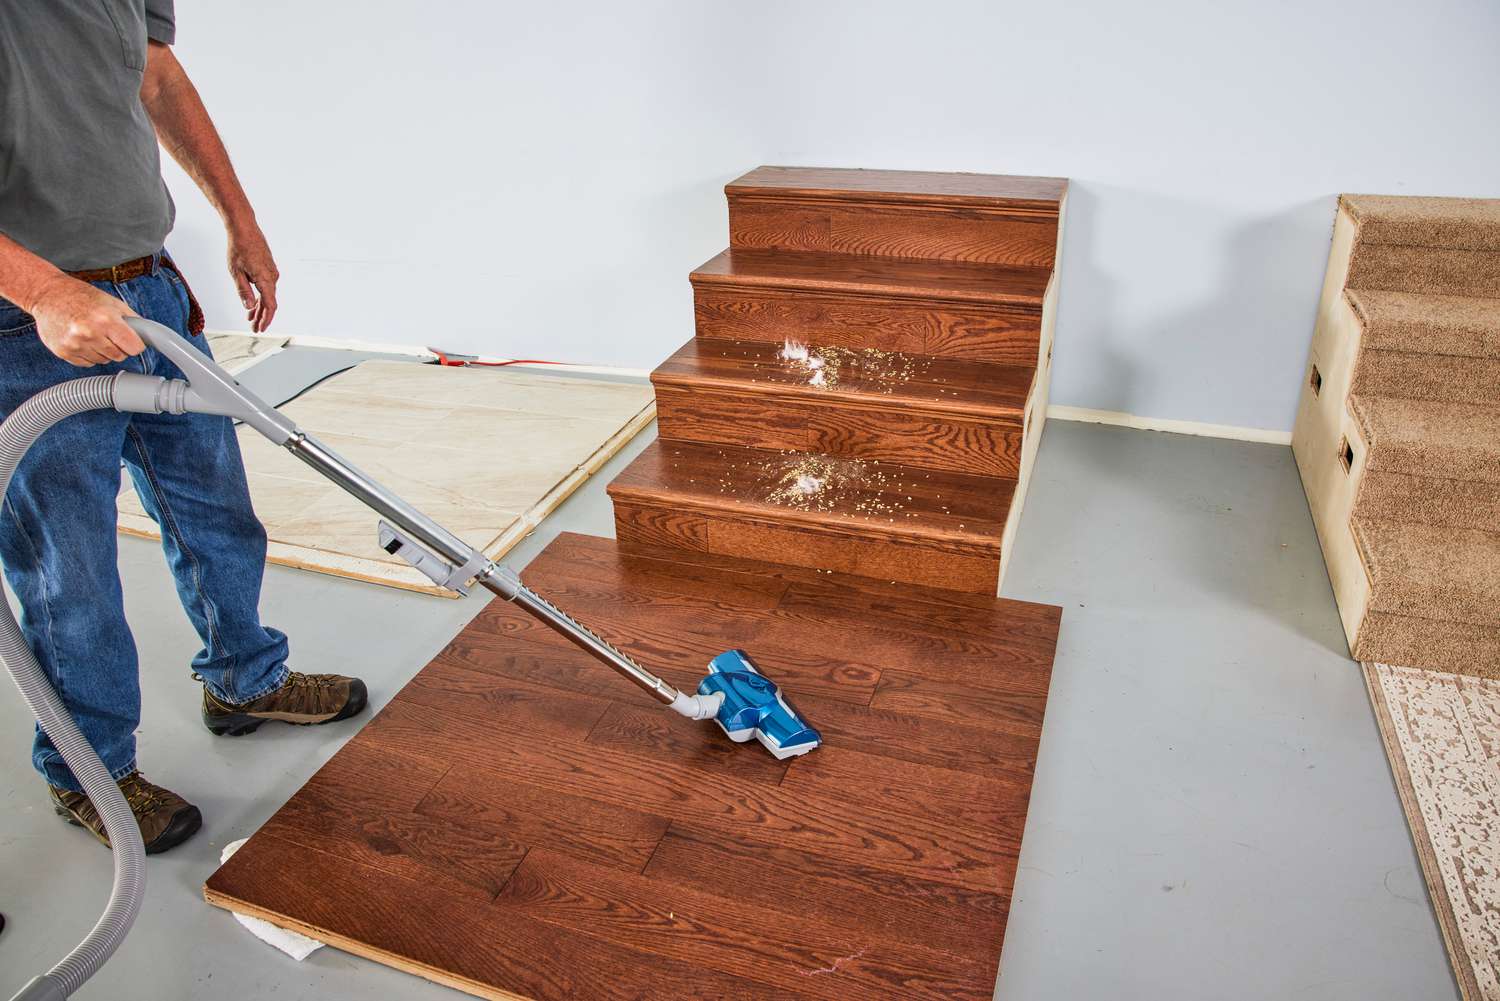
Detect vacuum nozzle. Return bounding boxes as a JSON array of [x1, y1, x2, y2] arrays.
[[695, 650, 821, 759]]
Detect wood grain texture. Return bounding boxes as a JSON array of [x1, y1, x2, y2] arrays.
[[653, 385, 1024, 478], [692, 285, 1041, 364], [654, 337, 1034, 419], [728, 200, 1060, 267], [727, 165, 1068, 209], [205, 532, 1059, 1000], [692, 248, 1050, 308], [607, 439, 1016, 592], [723, 167, 1066, 268]]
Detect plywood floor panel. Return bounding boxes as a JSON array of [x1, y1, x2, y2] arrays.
[[118, 360, 654, 595], [205, 532, 1059, 1000]]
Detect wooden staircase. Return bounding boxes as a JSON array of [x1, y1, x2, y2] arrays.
[[608, 166, 1068, 594]]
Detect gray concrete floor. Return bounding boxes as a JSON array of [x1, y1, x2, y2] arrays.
[[0, 407, 1457, 999]]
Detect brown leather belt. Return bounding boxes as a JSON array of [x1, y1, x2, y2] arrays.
[[65, 253, 160, 285], [66, 253, 205, 335]]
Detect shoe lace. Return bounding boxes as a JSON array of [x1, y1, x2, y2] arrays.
[[286, 670, 337, 689], [119, 773, 163, 814]]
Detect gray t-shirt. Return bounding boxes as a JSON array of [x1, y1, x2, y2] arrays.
[[0, 0, 177, 270]]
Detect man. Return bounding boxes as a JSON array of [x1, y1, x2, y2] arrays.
[[0, 2, 366, 855]]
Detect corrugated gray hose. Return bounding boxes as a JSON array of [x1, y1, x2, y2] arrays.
[[3, 375, 147, 1001]]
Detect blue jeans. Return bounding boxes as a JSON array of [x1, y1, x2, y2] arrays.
[[0, 253, 288, 791]]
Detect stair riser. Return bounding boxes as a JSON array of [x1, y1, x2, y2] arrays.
[[612, 498, 1001, 593], [1353, 349, 1500, 406], [653, 384, 1024, 477], [1348, 243, 1500, 299], [1356, 469, 1500, 534], [728, 195, 1059, 267], [692, 285, 1042, 366]]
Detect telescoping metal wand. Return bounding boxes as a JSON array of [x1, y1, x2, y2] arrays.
[[117, 317, 723, 721]]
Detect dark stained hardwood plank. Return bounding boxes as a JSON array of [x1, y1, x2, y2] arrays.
[[693, 248, 1051, 307], [586, 700, 792, 787], [510, 531, 1055, 702], [608, 440, 1013, 554], [778, 742, 1034, 834], [728, 199, 1062, 267], [546, 530, 1021, 608], [208, 471, 1056, 1000], [727, 165, 1068, 210], [611, 503, 708, 551], [446, 600, 1043, 786], [603, 441, 1014, 594], [415, 767, 671, 874], [259, 742, 522, 901], [367, 699, 1017, 895], [497, 848, 995, 1001], [207, 833, 813, 1001], [702, 514, 1002, 593], [871, 670, 1049, 734], [693, 284, 1041, 365], [723, 167, 1065, 267], [654, 336, 1035, 418], [644, 824, 1012, 961], [805, 407, 1023, 477], [459, 583, 881, 706], [399, 660, 613, 743]]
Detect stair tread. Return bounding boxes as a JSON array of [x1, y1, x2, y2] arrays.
[[654, 337, 1034, 420], [691, 248, 1051, 309], [729, 165, 1067, 211], [1348, 289, 1500, 359], [1353, 517, 1500, 627], [608, 440, 1014, 553], [1350, 394, 1500, 485], [1343, 194, 1500, 252]]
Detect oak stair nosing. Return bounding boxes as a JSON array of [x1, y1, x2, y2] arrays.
[[727, 188, 1064, 224], [728, 167, 1065, 214], [606, 441, 1010, 557], [690, 250, 1049, 311], [607, 480, 1006, 559], [650, 354, 1034, 429]]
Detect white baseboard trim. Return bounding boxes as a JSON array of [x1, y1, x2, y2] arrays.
[[1046, 405, 1293, 446]]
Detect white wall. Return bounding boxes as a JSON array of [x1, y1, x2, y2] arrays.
[[162, 0, 1500, 432]]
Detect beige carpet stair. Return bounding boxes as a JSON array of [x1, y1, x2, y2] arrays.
[[1302, 195, 1500, 999], [1293, 192, 1500, 678], [1356, 469, 1500, 532], [1354, 519, 1500, 630], [1350, 290, 1500, 358], [1351, 395, 1500, 486]]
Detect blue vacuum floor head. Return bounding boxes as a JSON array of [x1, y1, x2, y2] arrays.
[[696, 649, 822, 759]]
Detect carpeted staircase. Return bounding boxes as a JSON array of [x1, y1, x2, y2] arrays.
[[1294, 194, 1500, 675]]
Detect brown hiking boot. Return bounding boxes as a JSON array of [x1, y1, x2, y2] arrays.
[[202, 670, 368, 737], [49, 772, 202, 855]]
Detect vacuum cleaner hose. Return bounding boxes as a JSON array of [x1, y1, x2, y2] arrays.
[[2, 375, 147, 1001]]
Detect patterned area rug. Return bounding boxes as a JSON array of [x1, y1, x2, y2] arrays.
[[1366, 662, 1500, 1001]]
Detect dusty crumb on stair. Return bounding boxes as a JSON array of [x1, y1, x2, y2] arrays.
[[778, 339, 931, 393]]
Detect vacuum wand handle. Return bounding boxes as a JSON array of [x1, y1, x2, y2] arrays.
[[120, 317, 690, 709]]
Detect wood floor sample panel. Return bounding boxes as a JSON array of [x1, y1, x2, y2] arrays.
[[117, 360, 655, 596], [205, 532, 1060, 1001]]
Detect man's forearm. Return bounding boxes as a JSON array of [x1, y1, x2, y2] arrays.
[[0, 233, 69, 313], [140, 42, 257, 234]]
